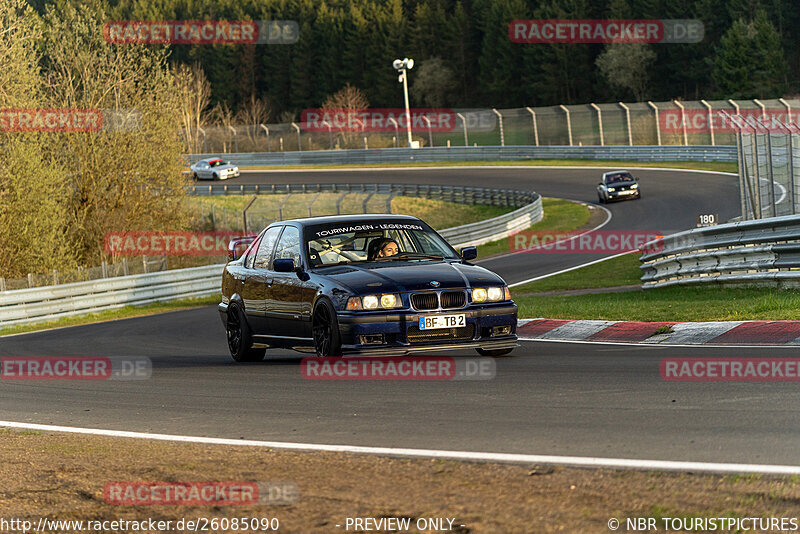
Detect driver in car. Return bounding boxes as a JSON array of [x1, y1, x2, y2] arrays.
[[368, 238, 400, 260]]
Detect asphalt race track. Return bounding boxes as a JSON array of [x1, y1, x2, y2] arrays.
[[6, 166, 788, 467]]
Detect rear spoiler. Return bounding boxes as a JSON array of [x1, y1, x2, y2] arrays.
[[228, 235, 256, 261]]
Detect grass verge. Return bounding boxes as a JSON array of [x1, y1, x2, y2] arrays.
[[477, 198, 595, 258], [511, 252, 640, 293], [0, 295, 219, 337], [239, 159, 737, 174], [512, 252, 800, 321], [515, 286, 800, 322], [0, 428, 797, 533]]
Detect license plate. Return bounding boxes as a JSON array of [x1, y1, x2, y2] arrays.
[[619, 190, 634, 195], [419, 314, 466, 330]]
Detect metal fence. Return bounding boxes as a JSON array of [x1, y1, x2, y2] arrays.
[[640, 213, 800, 288], [184, 98, 798, 153], [734, 114, 800, 220]]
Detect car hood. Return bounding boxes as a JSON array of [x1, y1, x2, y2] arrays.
[[607, 180, 636, 188], [317, 261, 505, 293]]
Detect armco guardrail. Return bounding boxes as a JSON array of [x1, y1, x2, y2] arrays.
[[0, 265, 223, 328], [189, 182, 536, 208], [187, 145, 736, 167], [640, 214, 800, 288], [0, 191, 540, 328]]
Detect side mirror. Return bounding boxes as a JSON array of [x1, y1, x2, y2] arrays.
[[460, 246, 477, 261], [273, 258, 295, 273], [228, 235, 256, 261]]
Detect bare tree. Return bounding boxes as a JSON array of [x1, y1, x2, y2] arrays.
[[321, 84, 370, 148], [236, 93, 272, 147], [411, 57, 457, 107], [173, 63, 211, 153]]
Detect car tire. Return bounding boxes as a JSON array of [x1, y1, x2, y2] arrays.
[[476, 348, 514, 357], [226, 304, 266, 362], [598, 193, 606, 204], [212, 173, 219, 181], [192, 173, 198, 180], [312, 299, 342, 357]]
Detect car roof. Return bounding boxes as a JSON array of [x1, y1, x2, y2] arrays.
[[603, 170, 631, 176], [277, 213, 424, 227]]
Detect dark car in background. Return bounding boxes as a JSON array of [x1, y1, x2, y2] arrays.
[[219, 214, 518, 361], [597, 170, 641, 203]]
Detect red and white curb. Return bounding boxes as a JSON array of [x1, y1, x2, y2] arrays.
[[517, 319, 800, 345]]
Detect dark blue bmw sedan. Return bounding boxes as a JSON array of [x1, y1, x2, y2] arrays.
[[219, 214, 517, 361]]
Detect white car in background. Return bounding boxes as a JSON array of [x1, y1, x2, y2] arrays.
[[190, 157, 240, 180]]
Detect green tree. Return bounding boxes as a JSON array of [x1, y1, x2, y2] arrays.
[[713, 11, 788, 98], [596, 43, 656, 101]]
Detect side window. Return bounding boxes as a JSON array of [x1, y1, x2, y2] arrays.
[[274, 226, 301, 268], [253, 226, 281, 269], [243, 234, 262, 269]]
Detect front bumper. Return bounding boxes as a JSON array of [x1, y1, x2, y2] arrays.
[[607, 189, 639, 199], [336, 303, 518, 355]]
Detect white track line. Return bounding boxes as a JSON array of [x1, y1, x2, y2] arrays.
[[478, 200, 613, 265], [0, 421, 797, 475], [517, 337, 800, 349], [509, 250, 634, 288]]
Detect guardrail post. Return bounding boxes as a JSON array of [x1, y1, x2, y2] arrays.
[[590, 103, 604, 146], [52, 269, 58, 285], [123, 258, 129, 276], [336, 191, 348, 215], [559, 105, 573, 146], [227, 126, 238, 153], [102, 261, 108, 278], [0, 277, 5, 292], [492, 109, 504, 146], [27, 274, 33, 288], [279, 137, 284, 151], [143, 255, 148, 274], [647, 101, 661, 145], [700, 99, 715, 145], [673, 100, 688, 146], [619, 102, 632, 146], [260, 124, 270, 152], [362, 193, 374, 213], [525, 107, 539, 146], [423, 116, 433, 147], [456, 113, 469, 146], [291, 122, 301, 152]]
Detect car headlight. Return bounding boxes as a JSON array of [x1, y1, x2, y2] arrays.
[[607, 187, 616, 192], [631, 184, 638, 189], [472, 286, 509, 303], [471, 288, 487, 302], [346, 294, 401, 310], [487, 287, 504, 301]]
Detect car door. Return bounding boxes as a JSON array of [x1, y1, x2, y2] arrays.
[[243, 225, 281, 333], [267, 225, 316, 340]]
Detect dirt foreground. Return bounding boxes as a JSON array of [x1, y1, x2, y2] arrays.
[[1, 429, 799, 533]]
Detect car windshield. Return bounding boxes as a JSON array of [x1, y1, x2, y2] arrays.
[[208, 159, 225, 167], [305, 220, 459, 266], [607, 173, 633, 184]]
